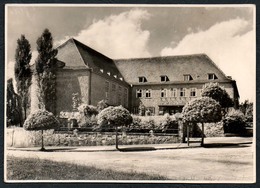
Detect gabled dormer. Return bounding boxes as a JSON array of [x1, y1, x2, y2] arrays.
[[139, 76, 147, 83], [183, 74, 193, 81], [208, 73, 218, 80], [160, 75, 169, 82]]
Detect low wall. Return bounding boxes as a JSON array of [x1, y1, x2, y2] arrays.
[[6, 128, 180, 148]]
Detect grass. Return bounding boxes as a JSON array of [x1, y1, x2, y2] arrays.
[[6, 156, 168, 180]]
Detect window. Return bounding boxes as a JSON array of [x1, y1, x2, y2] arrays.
[[136, 89, 142, 98], [160, 75, 169, 82], [161, 89, 167, 98], [114, 75, 117, 78], [190, 88, 196, 97], [139, 76, 147, 83], [170, 88, 177, 97], [184, 74, 193, 81], [145, 89, 151, 98], [180, 88, 186, 97], [107, 72, 111, 76], [100, 69, 104, 73], [208, 73, 218, 80]]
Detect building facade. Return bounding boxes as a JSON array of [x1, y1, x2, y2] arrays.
[[52, 38, 239, 115]]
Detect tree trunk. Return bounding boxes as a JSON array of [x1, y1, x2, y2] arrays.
[[40, 130, 45, 151], [24, 105, 27, 122], [115, 125, 119, 150], [187, 123, 190, 146], [201, 122, 204, 146]]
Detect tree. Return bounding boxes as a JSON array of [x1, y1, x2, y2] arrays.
[[239, 100, 253, 122], [35, 29, 58, 74], [23, 109, 60, 151], [35, 29, 58, 113], [97, 106, 133, 150], [6, 78, 22, 127], [14, 35, 32, 121], [201, 83, 234, 110], [182, 97, 222, 146]]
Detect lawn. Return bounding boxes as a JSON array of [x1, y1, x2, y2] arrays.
[[6, 156, 168, 180]]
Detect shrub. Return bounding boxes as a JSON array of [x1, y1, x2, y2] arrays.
[[130, 114, 178, 132], [78, 114, 97, 128], [24, 109, 60, 130], [78, 104, 98, 117], [97, 100, 108, 112], [223, 108, 246, 134]]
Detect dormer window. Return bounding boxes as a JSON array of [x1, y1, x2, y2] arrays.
[[119, 77, 123, 81], [107, 72, 111, 76], [114, 75, 117, 78], [160, 75, 169, 82], [208, 73, 218, 80], [100, 69, 104, 73], [184, 74, 193, 81], [139, 76, 147, 83]]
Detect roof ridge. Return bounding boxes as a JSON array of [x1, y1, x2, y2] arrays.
[[114, 53, 207, 61]]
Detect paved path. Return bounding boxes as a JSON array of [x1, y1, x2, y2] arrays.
[[6, 137, 254, 182]]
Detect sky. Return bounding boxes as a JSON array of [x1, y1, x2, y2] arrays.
[[5, 5, 255, 102]]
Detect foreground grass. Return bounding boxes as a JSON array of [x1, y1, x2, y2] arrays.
[[7, 156, 167, 180]]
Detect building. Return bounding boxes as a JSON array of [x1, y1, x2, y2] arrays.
[[51, 38, 239, 115]]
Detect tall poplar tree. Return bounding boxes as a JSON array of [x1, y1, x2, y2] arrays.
[[14, 35, 32, 121], [6, 78, 22, 126], [35, 29, 58, 113]]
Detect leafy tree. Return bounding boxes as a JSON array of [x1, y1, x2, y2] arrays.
[[24, 109, 60, 151], [239, 100, 253, 122], [35, 29, 58, 113], [201, 83, 234, 110], [182, 97, 222, 146], [14, 35, 32, 121], [97, 106, 132, 150], [6, 78, 22, 126]]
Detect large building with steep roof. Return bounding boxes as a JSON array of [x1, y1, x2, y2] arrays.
[[53, 38, 239, 115]]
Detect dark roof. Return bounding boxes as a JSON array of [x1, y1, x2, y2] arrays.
[[114, 54, 230, 84], [56, 38, 125, 82]]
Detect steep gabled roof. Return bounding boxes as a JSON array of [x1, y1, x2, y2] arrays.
[[114, 54, 230, 84], [56, 38, 125, 81], [56, 38, 87, 69]]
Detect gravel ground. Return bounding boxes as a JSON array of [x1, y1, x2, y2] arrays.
[[5, 137, 254, 183]]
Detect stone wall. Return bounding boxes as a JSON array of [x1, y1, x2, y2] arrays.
[[6, 128, 180, 148]]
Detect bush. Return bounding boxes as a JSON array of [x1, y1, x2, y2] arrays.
[[24, 109, 60, 130], [78, 114, 97, 128], [130, 114, 178, 132], [223, 108, 246, 134], [78, 104, 98, 117]]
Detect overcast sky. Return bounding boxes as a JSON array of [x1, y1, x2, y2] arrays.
[[6, 5, 255, 102]]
